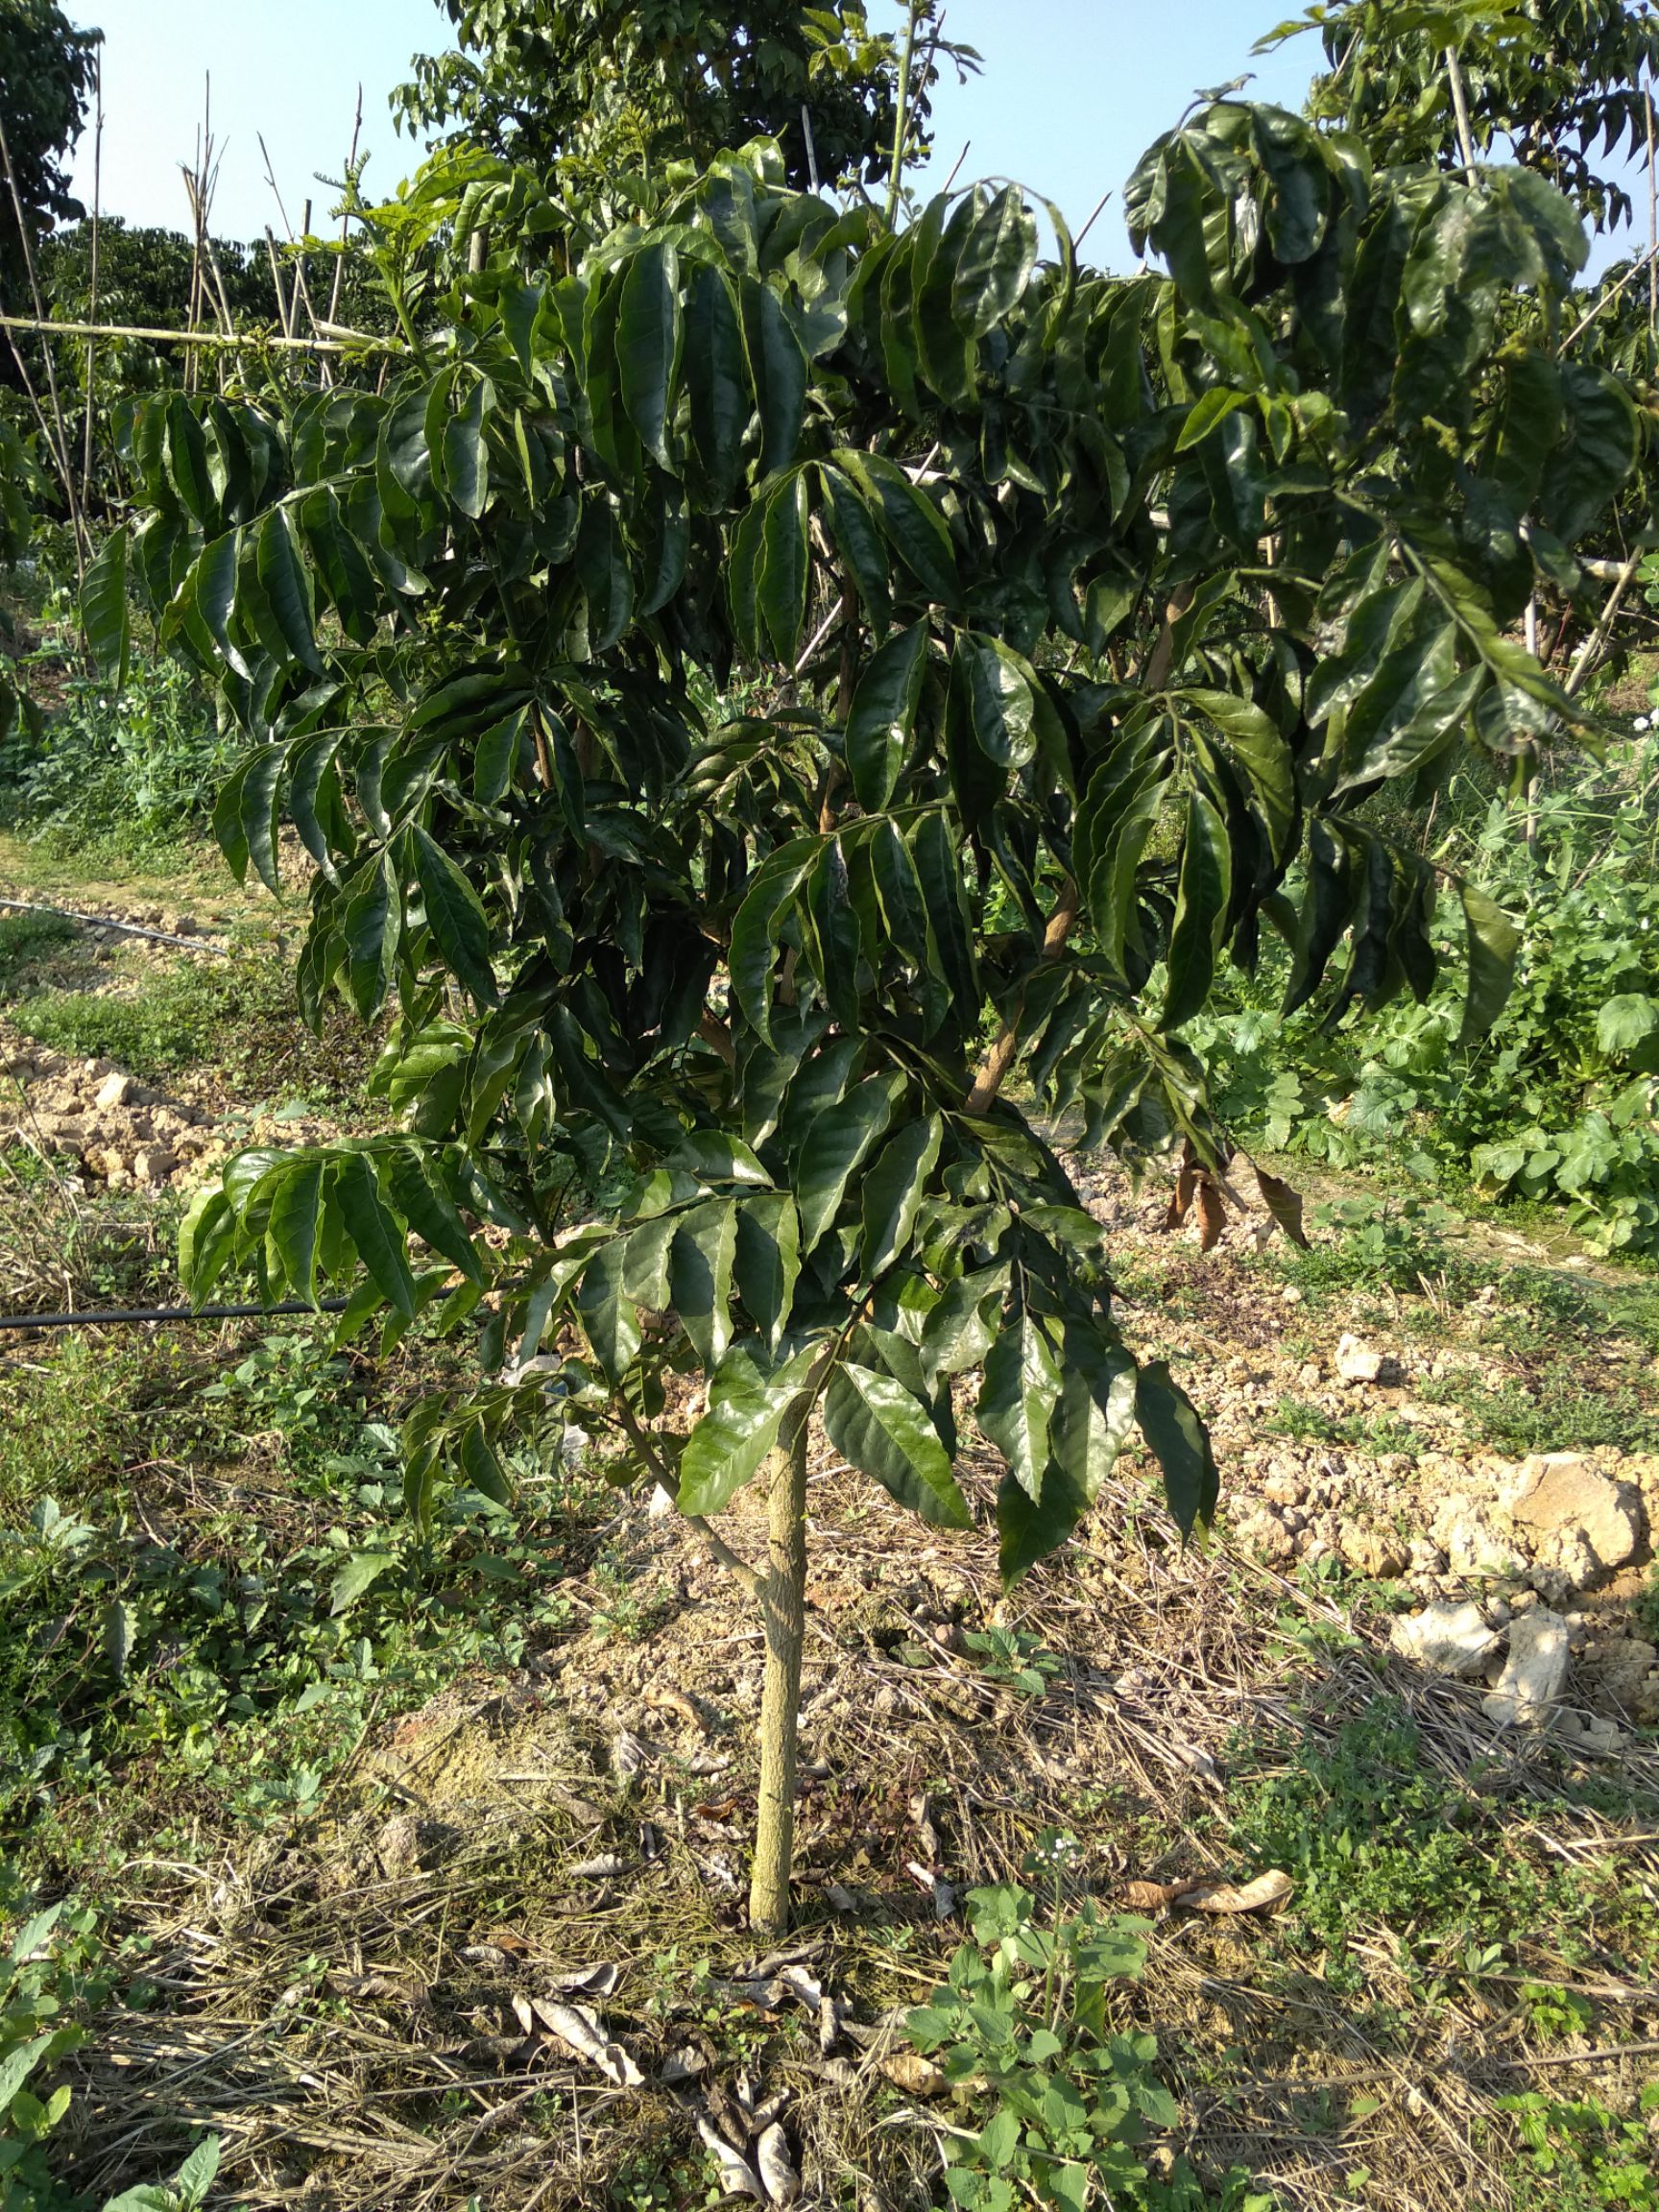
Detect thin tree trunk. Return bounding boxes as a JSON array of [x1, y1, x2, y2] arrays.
[[749, 1407, 809, 1933]]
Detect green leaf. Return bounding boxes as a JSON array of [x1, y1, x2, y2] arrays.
[[1135, 1358, 1217, 1538], [81, 526, 131, 687], [384, 1143, 485, 1283], [919, 1265, 1005, 1394], [678, 1343, 815, 1515], [670, 1197, 739, 1367], [979, 1311, 1061, 1501], [960, 634, 1036, 769], [333, 1151, 418, 1320], [342, 851, 399, 1022], [1162, 787, 1231, 1030], [266, 1156, 326, 1303], [730, 834, 820, 1040], [104, 1597, 133, 1678], [330, 1550, 396, 1616], [818, 462, 892, 636], [576, 1238, 642, 1382], [859, 1114, 943, 1282], [412, 827, 497, 1007], [741, 277, 808, 478], [255, 507, 322, 674], [734, 1190, 802, 1350], [1175, 387, 1247, 451], [180, 1185, 238, 1306], [757, 469, 809, 663], [616, 239, 683, 468], [951, 185, 1038, 338], [442, 371, 492, 519], [911, 810, 981, 1031], [686, 263, 749, 504], [846, 622, 927, 811], [834, 451, 959, 609], [795, 1073, 901, 1252], [1597, 993, 1658, 1056], [824, 1362, 969, 1527], [1458, 883, 1521, 1046]]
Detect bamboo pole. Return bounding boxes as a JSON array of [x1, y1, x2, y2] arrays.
[[1445, 44, 1479, 180], [1647, 83, 1657, 341], [0, 315, 402, 354], [84, 45, 103, 511], [748, 1409, 810, 1933], [327, 87, 365, 331]]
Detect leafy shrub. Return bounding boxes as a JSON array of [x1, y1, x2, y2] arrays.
[[1190, 743, 1659, 1256], [1499, 2085, 1659, 2212], [902, 1835, 1268, 2212], [0, 914, 74, 992], [0, 652, 232, 864], [10, 953, 304, 1086]]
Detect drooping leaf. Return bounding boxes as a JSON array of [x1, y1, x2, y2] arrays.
[[678, 1342, 815, 1516], [846, 622, 927, 810], [1458, 883, 1521, 1045], [333, 1151, 418, 1320], [81, 526, 131, 687], [979, 1311, 1062, 1502], [824, 1362, 969, 1527], [1134, 1358, 1217, 1538], [412, 827, 497, 1006], [616, 239, 683, 468]]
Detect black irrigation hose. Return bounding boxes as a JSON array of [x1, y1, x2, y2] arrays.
[[0, 1297, 352, 1333], [0, 895, 231, 956]]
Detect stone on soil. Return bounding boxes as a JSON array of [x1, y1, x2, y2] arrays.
[[1482, 1606, 1571, 1726], [1390, 1599, 1500, 1679], [1503, 1454, 1645, 1575]]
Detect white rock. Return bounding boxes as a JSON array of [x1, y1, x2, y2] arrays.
[[1483, 1607, 1571, 1726], [1504, 1454, 1645, 1575], [94, 1070, 134, 1111], [1390, 1599, 1500, 1679], [1335, 1334, 1384, 1383]]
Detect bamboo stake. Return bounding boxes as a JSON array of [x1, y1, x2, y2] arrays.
[[1647, 83, 1657, 340], [0, 314, 401, 354], [1445, 44, 1479, 180], [263, 228, 294, 341], [84, 45, 103, 512], [327, 87, 365, 331]]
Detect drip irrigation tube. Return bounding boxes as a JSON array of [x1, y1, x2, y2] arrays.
[[0, 896, 231, 955], [0, 1297, 352, 1333]]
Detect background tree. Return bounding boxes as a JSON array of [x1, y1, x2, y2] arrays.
[[1262, 0, 1659, 231], [0, 0, 100, 387], [395, 0, 972, 191]]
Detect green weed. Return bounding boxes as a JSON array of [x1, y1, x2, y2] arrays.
[[1225, 1703, 1589, 1995], [1498, 2085, 1659, 2212], [0, 911, 75, 992]]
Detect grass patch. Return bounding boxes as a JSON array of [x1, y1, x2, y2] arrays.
[[0, 907, 76, 989], [1263, 1398, 1421, 1455], [1221, 1701, 1637, 1998], [8, 949, 374, 1102], [1419, 1363, 1659, 1456]]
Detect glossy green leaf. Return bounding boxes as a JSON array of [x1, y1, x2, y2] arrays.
[[1162, 787, 1231, 1030], [846, 622, 927, 810], [757, 469, 809, 663], [686, 263, 749, 504], [333, 1151, 418, 1320], [741, 277, 808, 478], [576, 1238, 642, 1382], [671, 1197, 739, 1368], [824, 1362, 969, 1527], [616, 238, 683, 468], [81, 526, 131, 687], [734, 1190, 802, 1350], [952, 185, 1039, 338], [730, 834, 820, 1040], [266, 1156, 326, 1303], [255, 507, 322, 674], [385, 1143, 485, 1283], [678, 1343, 814, 1516], [860, 1114, 943, 1282], [795, 1073, 901, 1252], [833, 451, 959, 608], [412, 828, 497, 1007], [979, 1311, 1061, 1502], [1458, 884, 1521, 1045], [960, 635, 1036, 769], [1135, 1358, 1217, 1537]]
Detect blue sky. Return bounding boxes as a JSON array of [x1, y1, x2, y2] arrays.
[[63, 0, 1642, 275]]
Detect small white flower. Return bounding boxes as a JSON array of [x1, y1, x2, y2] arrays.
[[1635, 715, 1652, 733]]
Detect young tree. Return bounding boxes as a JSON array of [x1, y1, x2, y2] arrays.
[[0, 0, 100, 380], [1262, 0, 1659, 231], [88, 95, 1634, 1930], [395, 0, 969, 192]]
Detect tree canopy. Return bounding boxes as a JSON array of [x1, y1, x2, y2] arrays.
[[1264, 0, 1659, 231], [394, 0, 966, 191], [0, 0, 100, 351]]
